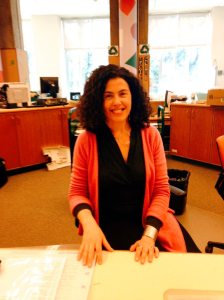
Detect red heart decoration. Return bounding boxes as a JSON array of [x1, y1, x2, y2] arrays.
[[120, 0, 136, 16]]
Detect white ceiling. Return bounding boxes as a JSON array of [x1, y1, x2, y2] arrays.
[[19, 0, 224, 19]]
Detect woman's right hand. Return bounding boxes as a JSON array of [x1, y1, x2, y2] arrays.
[[77, 209, 114, 267]]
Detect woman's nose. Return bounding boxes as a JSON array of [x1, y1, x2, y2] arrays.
[[112, 94, 121, 104]]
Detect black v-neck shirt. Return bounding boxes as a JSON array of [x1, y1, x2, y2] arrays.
[[97, 125, 146, 249]]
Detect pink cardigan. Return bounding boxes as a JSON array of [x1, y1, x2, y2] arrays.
[[68, 126, 186, 252]]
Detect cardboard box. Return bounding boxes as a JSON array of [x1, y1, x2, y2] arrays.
[[207, 89, 224, 106]]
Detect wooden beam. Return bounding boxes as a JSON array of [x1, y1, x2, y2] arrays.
[[109, 0, 119, 65], [0, 0, 23, 49]]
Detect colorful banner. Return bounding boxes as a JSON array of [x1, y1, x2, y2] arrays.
[[119, 0, 137, 74]]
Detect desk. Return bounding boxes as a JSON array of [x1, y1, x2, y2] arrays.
[[0, 247, 224, 300], [89, 251, 224, 300], [150, 114, 171, 126]]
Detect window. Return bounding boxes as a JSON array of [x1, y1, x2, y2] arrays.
[[149, 13, 213, 99], [63, 18, 110, 94]]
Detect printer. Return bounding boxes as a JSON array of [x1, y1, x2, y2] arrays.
[[0, 82, 30, 108]]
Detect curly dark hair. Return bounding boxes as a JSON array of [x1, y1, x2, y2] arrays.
[[78, 64, 152, 132]]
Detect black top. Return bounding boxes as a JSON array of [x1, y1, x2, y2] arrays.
[[97, 125, 145, 249]]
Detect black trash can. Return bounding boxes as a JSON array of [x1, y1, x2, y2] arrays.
[[0, 158, 8, 188], [168, 169, 190, 215]]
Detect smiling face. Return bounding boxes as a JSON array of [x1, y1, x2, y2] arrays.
[[103, 77, 132, 127]]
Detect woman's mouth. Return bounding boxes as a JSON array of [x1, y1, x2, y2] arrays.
[[110, 108, 125, 114]]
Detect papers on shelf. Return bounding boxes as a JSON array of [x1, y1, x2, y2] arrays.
[[42, 146, 71, 170]]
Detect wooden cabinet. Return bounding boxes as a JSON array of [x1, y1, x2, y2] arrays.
[[187, 106, 212, 162], [211, 107, 224, 165], [15, 110, 47, 167], [0, 113, 20, 169], [0, 106, 70, 170], [169, 105, 191, 158], [170, 103, 224, 165]]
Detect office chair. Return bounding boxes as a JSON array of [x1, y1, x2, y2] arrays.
[[150, 105, 165, 142], [157, 105, 165, 140], [68, 107, 80, 165], [205, 135, 224, 253]]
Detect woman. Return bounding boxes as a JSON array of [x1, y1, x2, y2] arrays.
[[68, 64, 188, 267]]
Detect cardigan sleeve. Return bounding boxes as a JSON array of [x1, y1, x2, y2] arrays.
[[142, 127, 170, 224], [68, 132, 94, 215]]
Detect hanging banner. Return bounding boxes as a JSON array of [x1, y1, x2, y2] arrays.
[[138, 45, 149, 94], [119, 0, 137, 74]]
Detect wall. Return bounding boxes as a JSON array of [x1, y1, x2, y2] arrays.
[[211, 7, 224, 87], [31, 15, 66, 96]]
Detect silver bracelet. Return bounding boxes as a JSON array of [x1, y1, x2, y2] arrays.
[[143, 225, 158, 241]]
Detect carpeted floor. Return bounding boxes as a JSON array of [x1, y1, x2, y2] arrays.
[[1, 155, 224, 252], [166, 155, 224, 215], [1, 166, 81, 248]]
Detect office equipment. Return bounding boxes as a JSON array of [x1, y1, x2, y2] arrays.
[[0, 82, 30, 108], [195, 92, 207, 104], [70, 92, 81, 101], [40, 77, 59, 98], [44, 97, 67, 106], [205, 135, 224, 253], [164, 90, 173, 113]]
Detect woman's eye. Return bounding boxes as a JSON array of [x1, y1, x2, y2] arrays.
[[104, 94, 112, 99]]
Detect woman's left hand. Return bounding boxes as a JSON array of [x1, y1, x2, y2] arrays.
[[130, 235, 159, 264]]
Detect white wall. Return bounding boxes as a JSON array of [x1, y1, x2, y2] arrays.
[[31, 15, 66, 97], [211, 7, 224, 87]]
